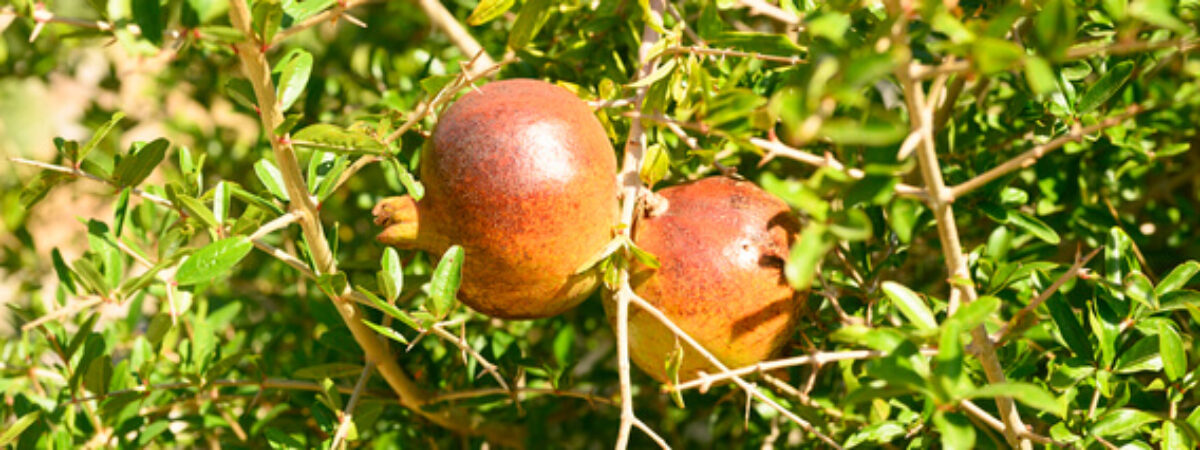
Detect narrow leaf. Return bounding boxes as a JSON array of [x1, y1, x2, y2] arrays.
[[467, 0, 515, 25], [428, 246, 464, 318], [881, 281, 938, 332], [1077, 61, 1134, 114], [176, 237, 254, 286]]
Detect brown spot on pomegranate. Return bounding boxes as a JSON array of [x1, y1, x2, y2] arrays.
[[374, 79, 619, 319], [610, 176, 803, 383]]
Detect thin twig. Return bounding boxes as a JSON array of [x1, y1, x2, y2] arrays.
[[664, 45, 804, 64], [248, 211, 300, 241], [428, 322, 511, 393], [20, 297, 105, 332], [949, 104, 1148, 200], [992, 247, 1101, 344], [960, 400, 1066, 447], [671, 348, 939, 393], [428, 387, 616, 406], [329, 155, 382, 194], [381, 54, 514, 145], [271, 0, 377, 45], [747, 138, 928, 199], [414, 0, 495, 74], [625, 287, 843, 448], [330, 362, 374, 450], [9, 157, 173, 208], [911, 38, 1200, 80]]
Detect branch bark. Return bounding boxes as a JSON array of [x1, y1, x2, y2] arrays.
[[614, 0, 667, 447], [227, 1, 522, 445]]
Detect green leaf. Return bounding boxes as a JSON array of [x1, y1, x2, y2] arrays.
[[820, 118, 908, 146], [972, 37, 1024, 73], [1006, 210, 1060, 245], [828, 209, 874, 242], [1092, 408, 1161, 437], [51, 248, 78, 295], [843, 421, 905, 448], [186, 0, 228, 23], [1077, 61, 1134, 114], [114, 138, 169, 188], [639, 143, 670, 188], [626, 239, 660, 269], [275, 113, 302, 136], [627, 58, 678, 89], [79, 111, 125, 164], [213, 181, 231, 227], [1125, 271, 1157, 309], [114, 187, 131, 237], [1115, 335, 1163, 374], [252, 0, 283, 45], [966, 382, 1065, 417], [132, 0, 163, 45], [428, 246, 464, 318], [362, 320, 409, 345], [888, 198, 923, 244], [1033, 0, 1076, 58], [933, 411, 975, 449], [379, 247, 403, 303], [806, 11, 850, 45], [467, 0, 515, 25], [1160, 290, 1200, 312], [177, 194, 220, 230], [1128, 0, 1191, 33], [1156, 261, 1199, 295], [292, 124, 386, 154], [507, 0, 550, 51], [226, 78, 258, 110], [21, 172, 69, 209], [1158, 322, 1186, 381], [881, 281, 938, 332], [275, 49, 313, 111], [0, 411, 41, 446], [707, 31, 805, 55], [176, 237, 254, 286], [1162, 421, 1193, 450], [282, 0, 335, 23], [294, 363, 364, 379], [1046, 293, 1094, 359], [1025, 55, 1059, 95], [254, 159, 291, 201], [359, 288, 421, 332], [944, 296, 999, 332], [785, 224, 834, 290]]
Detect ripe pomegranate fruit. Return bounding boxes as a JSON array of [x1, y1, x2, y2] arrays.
[[374, 79, 618, 319], [612, 177, 802, 383]]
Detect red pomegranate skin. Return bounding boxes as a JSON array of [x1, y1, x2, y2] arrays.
[[615, 177, 802, 383], [375, 79, 619, 319]]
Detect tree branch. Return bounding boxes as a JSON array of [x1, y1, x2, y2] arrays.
[[887, 2, 1030, 446], [227, 1, 522, 445], [614, 1, 667, 447], [414, 0, 495, 74]]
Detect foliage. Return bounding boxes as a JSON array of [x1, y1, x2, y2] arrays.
[[1, 0, 1199, 448]]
